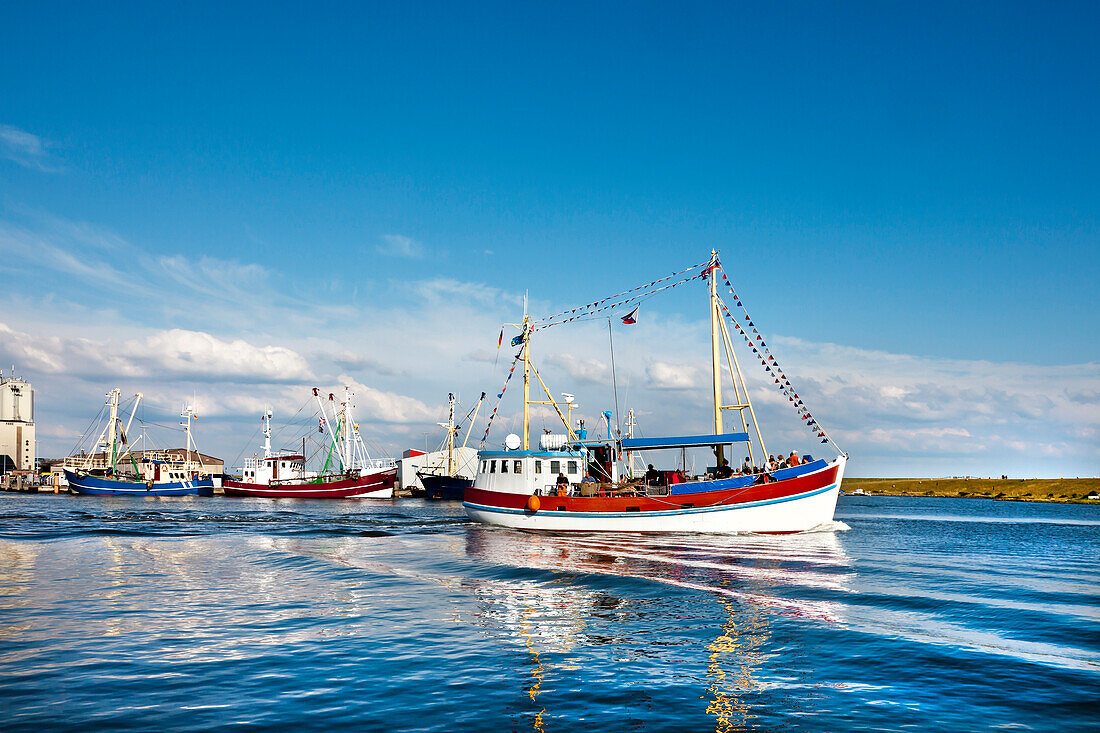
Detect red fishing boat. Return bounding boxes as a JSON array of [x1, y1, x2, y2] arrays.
[[224, 388, 397, 499], [464, 251, 847, 533]]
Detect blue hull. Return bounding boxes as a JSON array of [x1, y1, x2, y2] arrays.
[[64, 470, 214, 497]]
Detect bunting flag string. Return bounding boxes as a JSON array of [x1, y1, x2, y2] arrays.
[[535, 257, 712, 326], [532, 261, 714, 332], [714, 263, 842, 452], [480, 350, 523, 447]]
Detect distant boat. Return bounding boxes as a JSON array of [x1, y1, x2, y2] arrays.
[[417, 392, 485, 500], [224, 387, 397, 499], [65, 390, 214, 496], [464, 251, 847, 533]]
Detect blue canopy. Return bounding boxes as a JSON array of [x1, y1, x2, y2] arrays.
[[620, 432, 751, 450]]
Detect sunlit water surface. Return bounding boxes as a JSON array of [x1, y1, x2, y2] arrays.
[[0, 494, 1096, 731]]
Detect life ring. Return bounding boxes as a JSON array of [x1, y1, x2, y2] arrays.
[[526, 494, 541, 512]]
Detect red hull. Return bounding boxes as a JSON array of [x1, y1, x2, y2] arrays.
[[223, 468, 396, 499]]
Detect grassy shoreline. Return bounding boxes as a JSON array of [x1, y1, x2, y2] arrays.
[[843, 477, 1100, 504]]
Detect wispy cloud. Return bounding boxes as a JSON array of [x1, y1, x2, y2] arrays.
[[0, 124, 61, 172], [376, 233, 424, 258]]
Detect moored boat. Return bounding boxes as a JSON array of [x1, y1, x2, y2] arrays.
[[65, 390, 215, 497], [416, 392, 485, 500], [464, 252, 847, 533], [223, 388, 397, 499]]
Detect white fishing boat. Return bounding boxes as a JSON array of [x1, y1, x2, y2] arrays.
[[464, 252, 847, 533]]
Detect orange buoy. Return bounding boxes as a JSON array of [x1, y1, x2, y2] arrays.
[[526, 494, 541, 512]]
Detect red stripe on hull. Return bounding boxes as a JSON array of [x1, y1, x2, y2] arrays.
[[224, 469, 396, 499], [465, 464, 839, 514]]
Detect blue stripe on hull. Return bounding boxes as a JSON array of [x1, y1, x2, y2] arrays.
[[464, 483, 838, 519], [65, 470, 214, 497]]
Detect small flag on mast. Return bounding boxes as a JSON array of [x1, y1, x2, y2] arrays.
[[621, 307, 639, 325]]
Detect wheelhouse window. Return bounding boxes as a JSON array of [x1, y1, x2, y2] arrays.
[[534, 461, 542, 474], [481, 461, 487, 472], [550, 460, 560, 474], [568, 461, 578, 474], [501, 460, 508, 473], [490, 461, 496, 473], [514, 460, 522, 474]]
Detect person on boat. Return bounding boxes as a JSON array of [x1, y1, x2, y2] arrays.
[[787, 450, 800, 467], [715, 459, 733, 479], [767, 455, 779, 471], [644, 464, 661, 486], [556, 472, 570, 496]]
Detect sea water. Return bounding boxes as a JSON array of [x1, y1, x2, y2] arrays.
[[0, 493, 1096, 731]]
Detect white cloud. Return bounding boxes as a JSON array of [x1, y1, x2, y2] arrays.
[[545, 353, 610, 385], [334, 375, 438, 424], [0, 323, 313, 383], [0, 124, 60, 172], [376, 234, 424, 258], [646, 361, 705, 389]]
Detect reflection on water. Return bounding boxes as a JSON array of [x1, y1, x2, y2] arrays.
[[706, 594, 768, 733], [1, 494, 1097, 732], [463, 527, 854, 730]]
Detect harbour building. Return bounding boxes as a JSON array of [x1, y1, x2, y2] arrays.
[[0, 369, 35, 474]]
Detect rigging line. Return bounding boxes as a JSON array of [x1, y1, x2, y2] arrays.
[[68, 402, 107, 458], [534, 257, 711, 325]]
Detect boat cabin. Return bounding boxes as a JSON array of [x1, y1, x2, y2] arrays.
[[241, 453, 310, 484], [475, 448, 593, 496]]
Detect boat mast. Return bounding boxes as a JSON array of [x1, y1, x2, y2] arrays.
[[343, 387, 352, 470], [314, 389, 342, 471], [262, 409, 272, 458], [181, 404, 197, 471], [521, 292, 530, 450], [709, 250, 725, 466], [446, 392, 456, 475], [107, 388, 120, 473]]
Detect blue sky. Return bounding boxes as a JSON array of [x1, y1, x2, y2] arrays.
[[1, 2, 1097, 477]]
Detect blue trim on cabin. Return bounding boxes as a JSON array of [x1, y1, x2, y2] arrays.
[[621, 432, 751, 450], [464, 483, 838, 518]]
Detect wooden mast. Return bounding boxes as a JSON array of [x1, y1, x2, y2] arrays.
[[709, 250, 725, 467]]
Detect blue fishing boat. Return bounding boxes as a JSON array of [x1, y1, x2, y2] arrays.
[[417, 392, 484, 500], [64, 468, 214, 496], [64, 389, 215, 497]]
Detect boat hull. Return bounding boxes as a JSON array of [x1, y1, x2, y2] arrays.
[[420, 473, 473, 501], [463, 456, 845, 533], [65, 470, 215, 497], [223, 468, 396, 499]]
